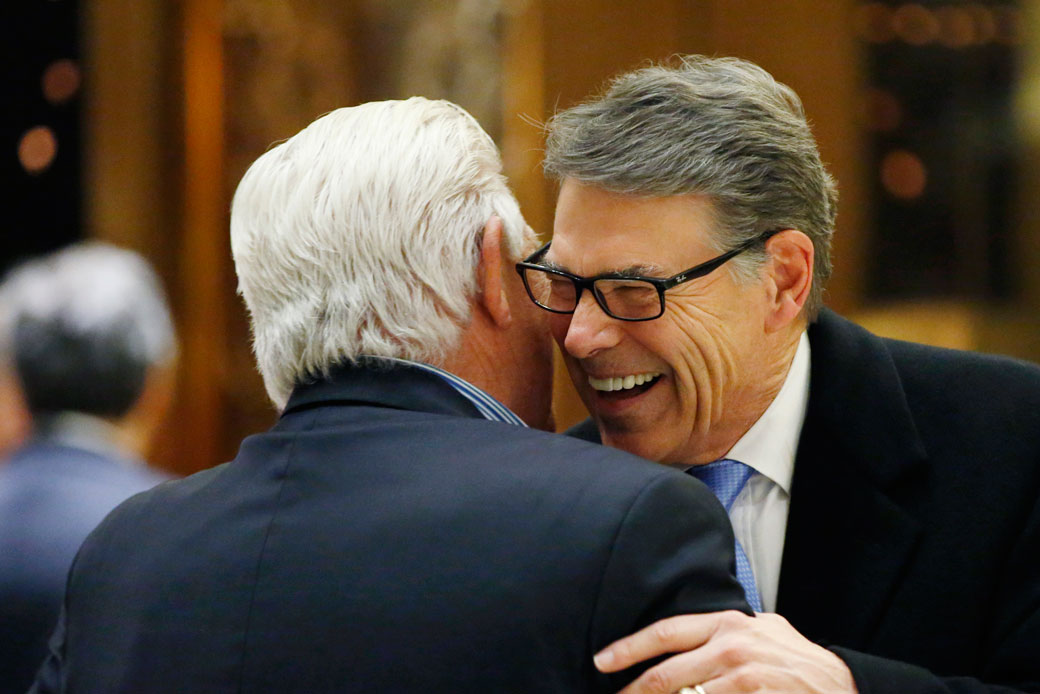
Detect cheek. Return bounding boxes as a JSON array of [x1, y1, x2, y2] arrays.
[[633, 312, 708, 365], [635, 317, 719, 397]]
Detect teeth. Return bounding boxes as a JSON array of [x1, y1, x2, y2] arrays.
[[588, 372, 661, 392]]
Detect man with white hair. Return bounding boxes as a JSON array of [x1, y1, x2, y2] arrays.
[[30, 97, 748, 693], [0, 243, 174, 694]]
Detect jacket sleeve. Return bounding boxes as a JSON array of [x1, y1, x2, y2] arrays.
[[589, 471, 753, 691], [832, 649, 1035, 694]]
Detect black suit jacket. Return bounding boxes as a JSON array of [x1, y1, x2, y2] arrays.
[[32, 362, 749, 693], [571, 309, 1040, 694], [782, 309, 1040, 693]]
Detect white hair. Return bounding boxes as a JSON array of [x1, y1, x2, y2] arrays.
[[231, 97, 531, 409]]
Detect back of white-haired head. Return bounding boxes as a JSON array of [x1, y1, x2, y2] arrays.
[[231, 97, 530, 409], [0, 242, 176, 418]]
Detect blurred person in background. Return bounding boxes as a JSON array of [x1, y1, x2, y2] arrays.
[[29, 98, 748, 693], [523, 54, 1040, 694], [0, 242, 175, 694]]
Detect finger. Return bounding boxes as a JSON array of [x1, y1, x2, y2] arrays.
[[594, 611, 745, 673], [615, 649, 720, 694]]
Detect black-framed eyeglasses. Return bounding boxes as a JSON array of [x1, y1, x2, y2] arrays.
[[514, 229, 782, 322]]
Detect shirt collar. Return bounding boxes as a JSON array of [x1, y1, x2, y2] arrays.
[[724, 332, 810, 494], [364, 356, 528, 428]]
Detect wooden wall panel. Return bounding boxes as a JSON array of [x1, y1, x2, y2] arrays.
[[82, 0, 189, 472], [82, 0, 176, 275], [177, 0, 229, 474]]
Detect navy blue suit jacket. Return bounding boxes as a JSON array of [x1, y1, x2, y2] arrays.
[[571, 309, 1040, 694], [0, 439, 168, 694], [32, 363, 749, 693]]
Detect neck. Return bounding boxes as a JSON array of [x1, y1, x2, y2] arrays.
[[439, 312, 553, 431], [35, 410, 143, 462]]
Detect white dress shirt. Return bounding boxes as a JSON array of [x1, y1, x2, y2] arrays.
[[723, 332, 811, 612]]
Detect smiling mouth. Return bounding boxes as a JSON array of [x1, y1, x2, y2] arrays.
[[587, 372, 662, 398]]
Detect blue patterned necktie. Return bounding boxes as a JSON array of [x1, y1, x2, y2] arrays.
[[687, 459, 763, 611]]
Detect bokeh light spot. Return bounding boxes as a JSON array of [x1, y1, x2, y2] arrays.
[[936, 7, 977, 48], [893, 4, 940, 45], [856, 2, 894, 43], [966, 4, 996, 45], [994, 6, 1020, 45], [42, 59, 82, 104], [18, 126, 59, 174], [881, 150, 927, 200]]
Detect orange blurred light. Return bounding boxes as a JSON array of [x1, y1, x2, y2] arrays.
[[966, 4, 996, 45], [856, 2, 894, 43], [42, 59, 82, 104], [936, 6, 977, 48], [893, 4, 939, 45], [17, 126, 58, 174], [994, 6, 1020, 45], [881, 150, 927, 200]]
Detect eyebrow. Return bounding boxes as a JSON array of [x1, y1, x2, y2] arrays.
[[542, 258, 665, 279]]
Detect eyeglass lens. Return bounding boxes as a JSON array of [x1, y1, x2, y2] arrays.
[[525, 270, 662, 320]]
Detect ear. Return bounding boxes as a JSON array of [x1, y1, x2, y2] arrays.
[[762, 229, 814, 333], [477, 215, 512, 329]]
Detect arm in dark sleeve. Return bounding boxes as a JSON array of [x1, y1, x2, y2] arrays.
[[590, 471, 752, 691]]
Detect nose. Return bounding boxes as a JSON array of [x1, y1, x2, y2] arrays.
[[560, 291, 624, 360]]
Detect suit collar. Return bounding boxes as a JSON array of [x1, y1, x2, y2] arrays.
[[777, 308, 926, 648], [802, 308, 927, 487], [282, 360, 485, 421]]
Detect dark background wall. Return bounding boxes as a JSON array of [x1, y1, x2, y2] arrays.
[[1, 1, 82, 275]]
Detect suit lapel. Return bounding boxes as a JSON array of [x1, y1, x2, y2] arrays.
[[777, 310, 926, 649]]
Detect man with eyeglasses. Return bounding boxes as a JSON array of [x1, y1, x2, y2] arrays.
[[28, 98, 752, 693], [519, 55, 1040, 694]]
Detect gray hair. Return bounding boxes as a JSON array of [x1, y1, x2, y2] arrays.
[[0, 242, 176, 418], [543, 54, 838, 319], [230, 97, 531, 409]]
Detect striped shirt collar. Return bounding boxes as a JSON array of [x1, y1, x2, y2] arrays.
[[363, 356, 528, 427]]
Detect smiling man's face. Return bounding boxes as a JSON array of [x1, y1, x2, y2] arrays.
[[548, 179, 779, 466]]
